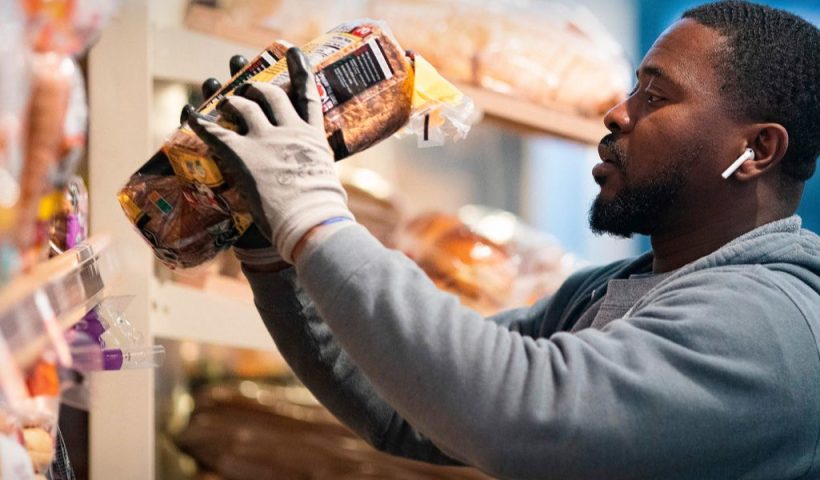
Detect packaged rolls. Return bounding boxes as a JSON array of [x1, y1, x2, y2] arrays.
[[119, 19, 473, 268]]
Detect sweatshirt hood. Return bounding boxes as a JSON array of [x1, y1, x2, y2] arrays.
[[671, 215, 820, 294]]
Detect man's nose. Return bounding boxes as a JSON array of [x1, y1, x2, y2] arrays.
[[603, 98, 632, 134]]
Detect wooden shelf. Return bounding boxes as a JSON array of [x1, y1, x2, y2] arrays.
[[151, 27, 606, 145], [456, 83, 607, 145]]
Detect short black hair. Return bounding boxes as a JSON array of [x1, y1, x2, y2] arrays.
[[682, 1, 820, 182]]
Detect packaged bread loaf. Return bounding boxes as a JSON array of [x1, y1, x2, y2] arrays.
[[368, 0, 490, 84], [118, 38, 293, 266], [476, 16, 629, 116], [119, 175, 248, 268], [17, 53, 72, 259], [119, 19, 474, 268], [403, 213, 516, 316]]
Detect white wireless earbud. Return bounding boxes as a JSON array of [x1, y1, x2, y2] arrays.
[[721, 148, 755, 179]]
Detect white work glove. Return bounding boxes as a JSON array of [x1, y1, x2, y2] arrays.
[[183, 54, 284, 267], [188, 48, 354, 264]]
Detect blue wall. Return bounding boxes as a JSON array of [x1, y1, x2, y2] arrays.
[[521, 0, 644, 264], [637, 0, 820, 234]]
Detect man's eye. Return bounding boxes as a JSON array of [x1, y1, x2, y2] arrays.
[[647, 94, 664, 104]]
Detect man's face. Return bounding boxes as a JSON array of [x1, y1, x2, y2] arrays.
[[590, 19, 738, 237]]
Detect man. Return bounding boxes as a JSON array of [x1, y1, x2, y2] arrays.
[[186, 1, 820, 478]]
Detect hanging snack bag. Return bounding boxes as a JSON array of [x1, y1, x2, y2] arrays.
[[119, 19, 474, 269]]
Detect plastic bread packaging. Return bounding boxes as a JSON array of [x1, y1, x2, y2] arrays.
[[398, 212, 517, 316], [457, 204, 582, 306], [368, 0, 630, 117], [367, 0, 490, 85], [2, 0, 116, 285], [397, 206, 582, 315], [15, 53, 74, 270], [118, 175, 243, 269], [47, 176, 88, 256], [0, 1, 32, 288], [0, 353, 62, 478], [474, 3, 631, 116], [23, 0, 121, 56], [7, 352, 61, 478], [174, 381, 491, 480], [119, 19, 474, 269], [0, 432, 37, 479], [51, 59, 88, 189]]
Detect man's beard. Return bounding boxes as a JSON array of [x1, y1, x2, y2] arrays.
[[588, 148, 694, 238]]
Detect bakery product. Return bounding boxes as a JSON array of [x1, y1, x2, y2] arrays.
[[118, 175, 245, 269], [17, 53, 71, 253], [368, 0, 489, 84], [340, 167, 407, 248], [174, 382, 490, 479], [399, 212, 462, 260], [401, 213, 516, 315], [418, 225, 515, 315], [120, 20, 417, 268], [314, 21, 415, 158], [22, 427, 53, 473], [370, 1, 629, 117]]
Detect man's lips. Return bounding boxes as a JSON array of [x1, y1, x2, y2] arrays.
[[597, 143, 618, 164], [592, 161, 618, 183], [594, 141, 623, 184]]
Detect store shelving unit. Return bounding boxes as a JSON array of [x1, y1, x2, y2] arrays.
[[146, 25, 609, 353], [86, 1, 608, 478], [0, 236, 114, 372], [152, 27, 608, 145], [456, 84, 607, 144], [150, 278, 271, 352], [171, 3, 609, 144], [87, 2, 155, 477]]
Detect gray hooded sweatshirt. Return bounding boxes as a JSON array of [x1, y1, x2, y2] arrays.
[[243, 216, 820, 480]]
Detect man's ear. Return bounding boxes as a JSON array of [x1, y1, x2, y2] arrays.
[[734, 123, 789, 181]]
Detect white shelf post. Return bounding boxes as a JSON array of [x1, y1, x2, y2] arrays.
[[87, 0, 155, 478]]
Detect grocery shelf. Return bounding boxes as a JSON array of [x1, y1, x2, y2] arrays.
[[152, 27, 257, 88], [151, 26, 607, 145], [90, 3, 611, 477], [150, 276, 282, 354], [455, 83, 608, 145], [0, 236, 115, 370]]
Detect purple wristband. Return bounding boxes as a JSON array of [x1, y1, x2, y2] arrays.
[[319, 216, 353, 227]]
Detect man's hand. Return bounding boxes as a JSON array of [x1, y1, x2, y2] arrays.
[[180, 54, 249, 124], [181, 54, 284, 268], [187, 48, 353, 264]]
